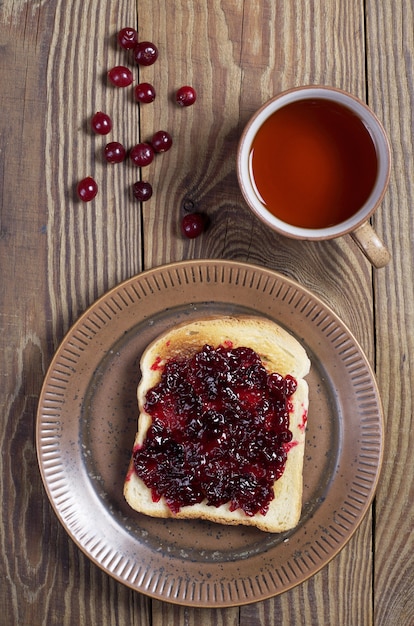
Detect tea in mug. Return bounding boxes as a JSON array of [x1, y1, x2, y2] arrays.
[[249, 99, 378, 229]]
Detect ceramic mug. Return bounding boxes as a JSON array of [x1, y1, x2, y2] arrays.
[[237, 86, 391, 268]]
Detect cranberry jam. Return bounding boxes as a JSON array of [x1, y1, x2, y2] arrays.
[[133, 343, 298, 517]]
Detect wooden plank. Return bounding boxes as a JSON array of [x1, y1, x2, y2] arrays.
[[152, 601, 240, 626], [42, 2, 144, 335], [0, 1, 150, 624], [365, 1, 414, 624], [136, 0, 246, 269], [1, 3, 55, 623], [136, 1, 376, 624]]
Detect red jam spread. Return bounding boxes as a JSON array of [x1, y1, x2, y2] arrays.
[[133, 343, 298, 516]]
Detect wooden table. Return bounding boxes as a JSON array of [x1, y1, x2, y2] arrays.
[[1, 1, 413, 624]]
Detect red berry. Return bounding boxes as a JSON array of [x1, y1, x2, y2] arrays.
[[104, 141, 126, 163], [133, 181, 153, 201], [130, 143, 154, 167], [134, 41, 158, 66], [151, 130, 172, 153], [77, 177, 98, 202], [176, 86, 197, 107], [135, 82, 156, 103], [91, 111, 112, 135], [181, 213, 205, 238], [117, 27, 138, 50], [108, 66, 133, 87]]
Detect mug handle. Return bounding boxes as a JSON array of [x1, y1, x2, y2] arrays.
[[350, 221, 391, 268]]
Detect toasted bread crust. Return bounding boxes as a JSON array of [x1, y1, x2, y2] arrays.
[[124, 316, 310, 532]]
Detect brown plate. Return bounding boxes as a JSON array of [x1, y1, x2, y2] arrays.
[[36, 260, 383, 607]]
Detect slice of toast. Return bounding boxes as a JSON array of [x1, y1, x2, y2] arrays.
[[124, 315, 310, 532]]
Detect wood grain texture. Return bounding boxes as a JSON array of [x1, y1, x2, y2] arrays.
[[44, 1, 144, 341], [152, 600, 240, 626], [365, 1, 414, 624], [1, 0, 412, 624], [1, 2, 56, 624], [137, 1, 375, 625], [0, 1, 150, 624]]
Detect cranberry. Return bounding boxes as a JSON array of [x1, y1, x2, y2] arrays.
[[134, 41, 158, 66], [176, 85, 197, 107], [133, 181, 153, 201], [104, 141, 126, 164], [134, 82, 156, 103], [130, 143, 154, 167], [268, 372, 298, 398], [108, 65, 133, 87], [285, 374, 298, 396], [91, 111, 112, 135], [117, 27, 138, 50], [133, 344, 298, 516], [181, 212, 205, 238], [151, 130, 172, 153], [77, 176, 98, 202], [267, 372, 285, 395]]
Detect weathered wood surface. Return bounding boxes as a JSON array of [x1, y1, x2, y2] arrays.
[[1, 0, 412, 624]]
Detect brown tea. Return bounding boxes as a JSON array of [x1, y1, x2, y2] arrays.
[[249, 98, 378, 229]]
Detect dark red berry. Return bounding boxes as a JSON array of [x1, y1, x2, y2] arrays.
[[77, 177, 98, 202], [151, 130, 172, 153], [104, 141, 126, 164], [133, 181, 153, 201], [108, 66, 133, 87], [91, 111, 112, 135], [176, 85, 197, 107], [117, 27, 138, 50], [181, 212, 205, 238], [284, 374, 298, 396], [130, 143, 154, 167], [134, 41, 158, 66], [134, 82, 156, 103]]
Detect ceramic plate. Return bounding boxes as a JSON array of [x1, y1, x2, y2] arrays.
[[36, 260, 383, 607]]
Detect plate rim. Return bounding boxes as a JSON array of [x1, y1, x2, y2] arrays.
[[36, 259, 384, 607]]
